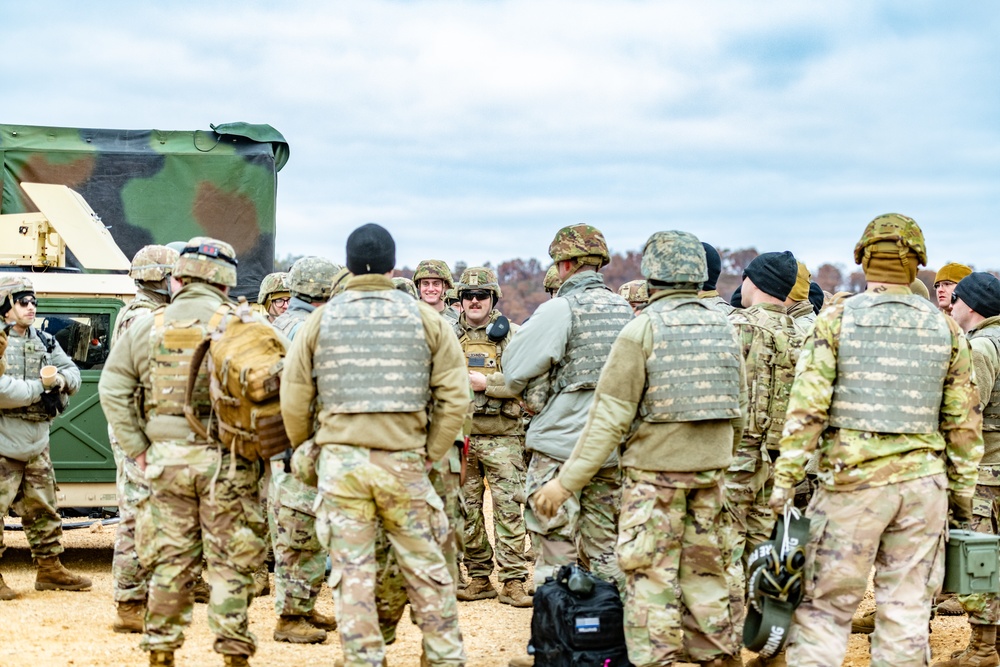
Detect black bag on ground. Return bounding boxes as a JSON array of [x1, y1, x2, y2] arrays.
[[527, 564, 632, 667]]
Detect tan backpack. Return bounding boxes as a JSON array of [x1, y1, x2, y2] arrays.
[[184, 297, 290, 460]]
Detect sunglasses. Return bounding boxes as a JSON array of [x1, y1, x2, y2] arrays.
[[461, 290, 492, 302], [16, 297, 37, 307], [951, 292, 959, 305]]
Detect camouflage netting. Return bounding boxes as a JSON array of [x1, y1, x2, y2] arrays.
[[0, 122, 289, 300]]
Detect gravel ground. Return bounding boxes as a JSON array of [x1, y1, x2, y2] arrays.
[[0, 512, 972, 667]]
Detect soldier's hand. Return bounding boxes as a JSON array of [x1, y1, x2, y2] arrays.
[[949, 491, 974, 529], [534, 478, 572, 520], [768, 485, 794, 514], [468, 371, 488, 392]]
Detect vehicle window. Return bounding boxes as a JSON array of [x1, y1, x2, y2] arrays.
[[35, 312, 112, 370]]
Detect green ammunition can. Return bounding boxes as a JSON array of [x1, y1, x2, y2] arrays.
[[943, 530, 1000, 595]]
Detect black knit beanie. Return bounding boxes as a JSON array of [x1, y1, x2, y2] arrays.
[[730, 284, 743, 309], [702, 242, 722, 291], [346, 223, 396, 275], [808, 281, 824, 315], [743, 251, 798, 301], [954, 272, 1000, 319]]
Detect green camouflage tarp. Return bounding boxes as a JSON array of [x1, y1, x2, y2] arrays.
[[0, 122, 289, 299]]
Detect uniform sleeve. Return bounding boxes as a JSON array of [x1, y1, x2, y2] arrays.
[[772, 307, 840, 489], [280, 307, 321, 447], [48, 335, 82, 395], [502, 299, 571, 395], [941, 323, 984, 493], [970, 337, 999, 411], [99, 324, 150, 459], [0, 375, 44, 409], [424, 307, 472, 463], [558, 317, 648, 493]]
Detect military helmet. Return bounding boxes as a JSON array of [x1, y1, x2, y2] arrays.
[[548, 224, 610, 268], [618, 279, 649, 304], [392, 276, 419, 299], [257, 272, 290, 304], [0, 276, 34, 308], [412, 259, 454, 289], [853, 213, 927, 266], [543, 265, 562, 292], [444, 287, 459, 304], [641, 230, 708, 284], [129, 245, 180, 282], [330, 267, 353, 298], [288, 256, 343, 300], [457, 266, 502, 299], [173, 237, 238, 288]]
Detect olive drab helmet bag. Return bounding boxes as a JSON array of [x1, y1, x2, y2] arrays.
[[184, 297, 290, 460]]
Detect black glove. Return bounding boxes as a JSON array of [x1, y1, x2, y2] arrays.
[[949, 491, 974, 529], [39, 389, 66, 418]]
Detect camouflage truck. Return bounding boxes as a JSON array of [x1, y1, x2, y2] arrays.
[[0, 123, 289, 507]]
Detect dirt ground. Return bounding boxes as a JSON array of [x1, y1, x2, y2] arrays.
[[0, 509, 973, 667]]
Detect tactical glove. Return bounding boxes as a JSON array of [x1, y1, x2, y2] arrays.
[[768, 485, 794, 514], [534, 478, 573, 520], [39, 389, 66, 418], [949, 491, 974, 529]]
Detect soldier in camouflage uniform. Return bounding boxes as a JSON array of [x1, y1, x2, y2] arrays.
[[503, 225, 633, 599], [937, 272, 1000, 666], [268, 255, 342, 644], [414, 259, 458, 323], [281, 223, 468, 667], [935, 263, 973, 316], [723, 250, 801, 638], [445, 287, 463, 317], [100, 238, 269, 667], [109, 245, 179, 632], [536, 230, 746, 667], [392, 276, 419, 299], [699, 242, 737, 316], [451, 267, 532, 607], [769, 214, 983, 667], [543, 265, 562, 298], [0, 277, 89, 601], [618, 279, 649, 314], [252, 272, 290, 323]]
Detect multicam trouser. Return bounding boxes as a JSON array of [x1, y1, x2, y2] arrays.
[[785, 473, 947, 667], [135, 444, 266, 657], [723, 459, 775, 637], [375, 450, 464, 644], [111, 430, 150, 603], [315, 444, 465, 667], [618, 469, 737, 665], [0, 449, 63, 560], [524, 451, 624, 591], [462, 434, 529, 582], [959, 484, 1000, 624], [268, 465, 327, 616]]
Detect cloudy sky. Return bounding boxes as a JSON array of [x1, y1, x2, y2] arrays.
[[4, 1, 999, 275]]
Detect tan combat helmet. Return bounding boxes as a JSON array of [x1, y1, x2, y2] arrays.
[[854, 213, 927, 267], [129, 245, 180, 282], [287, 256, 343, 301], [457, 266, 503, 300], [173, 237, 238, 288], [618, 279, 649, 307], [392, 276, 418, 299], [0, 276, 34, 313], [258, 272, 290, 307], [543, 265, 562, 295], [413, 259, 454, 290], [548, 224, 611, 269]]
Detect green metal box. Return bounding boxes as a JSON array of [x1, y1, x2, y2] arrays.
[[943, 530, 1000, 595]]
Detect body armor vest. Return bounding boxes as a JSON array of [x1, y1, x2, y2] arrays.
[[455, 313, 519, 418], [272, 306, 311, 341], [111, 294, 160, 347], [829, 293, 952, 434], [736, 306, 803, 448], [970, 326, 1000, 432], [641, 298, 742, 422], [553, 287, 633, 393], [1, 329, 57, 422], [146, 305, 229, 419], [316, 289, 431, 414]]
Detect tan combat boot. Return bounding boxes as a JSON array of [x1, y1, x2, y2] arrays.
[[222, 656, 250, 667], [456, 576, 498, 601], [34, 556, 92, 591], [113, 599, 145, 633], [308, 607, 338, 631], [0, 573, 17, 601], [851, 609, 876, 634], [274, 614, 328, 644], [252, 563, 270, 598], [149, 651, 175, 667], [192, 573, 211, 603], [499, 579, 533, 608], [937, 593, 967, 616], [934, 624, 1000, 667], [507, 656, 534, 667]]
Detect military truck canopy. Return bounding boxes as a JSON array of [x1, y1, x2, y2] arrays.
[[0, 122, 288, 299]]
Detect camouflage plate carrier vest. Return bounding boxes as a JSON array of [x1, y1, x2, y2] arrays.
[[1, 329, 58, 422], [110, 293, 161, 347], [317, 288, 431, 413], [272, 306, 311, 341], [829, 292, 952, 434], [642, 298, 742, 422], [552, 287, 633, 393], [146, 305, 230, 421], [454, 313, 520, 419], [970, 325, 1000, 432], [735, 306, 803, 448]]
